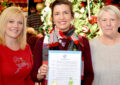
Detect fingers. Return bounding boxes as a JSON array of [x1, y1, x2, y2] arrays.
[[40, 64, 49, 75], [37, 64, 49, 80]]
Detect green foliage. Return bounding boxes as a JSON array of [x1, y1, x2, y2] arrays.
[[38, 0, 105, 40], [0, 0, 12, 14]]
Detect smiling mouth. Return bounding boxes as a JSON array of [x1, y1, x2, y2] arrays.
[[10, 29, 19, 33], [59, 21, 66, 23], [105, 29, 112, 30]]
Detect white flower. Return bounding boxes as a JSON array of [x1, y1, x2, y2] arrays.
[[82, 26, 89, 33], [74, 12, 80, 18], [80, 7, 85, 13]]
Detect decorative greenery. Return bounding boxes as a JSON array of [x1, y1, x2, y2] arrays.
[[38, 0, 105, 40], [0, 0, 12, 14]]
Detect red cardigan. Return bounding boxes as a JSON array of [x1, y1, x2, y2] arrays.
[[31, 36, 94, 85]]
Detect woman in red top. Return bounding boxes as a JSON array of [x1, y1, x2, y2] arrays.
[[0, 7, 34, 85], [32, 0, 94, 85]]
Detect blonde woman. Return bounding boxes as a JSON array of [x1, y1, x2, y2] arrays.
[[0, 7, 34, 85]]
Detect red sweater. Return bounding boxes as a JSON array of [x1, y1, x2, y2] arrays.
[[32, 36, 94, 85], [0, 44, 34, 85]]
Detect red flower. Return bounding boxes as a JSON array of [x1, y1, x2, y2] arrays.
[[88, 15, 97, 24]]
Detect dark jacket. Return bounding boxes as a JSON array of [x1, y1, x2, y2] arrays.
[[31, 36, 94, 85]]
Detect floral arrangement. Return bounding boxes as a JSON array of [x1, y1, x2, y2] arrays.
[[38, 0, 105, 40], [0, 0, 12, 14]]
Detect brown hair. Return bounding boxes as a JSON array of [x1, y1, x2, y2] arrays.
[[51, 0, 74, 27], [51, 0, 74, 17]]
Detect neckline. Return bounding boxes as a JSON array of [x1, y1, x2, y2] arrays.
[[4, 45, 21, 52], [96, 37, 120, 47]]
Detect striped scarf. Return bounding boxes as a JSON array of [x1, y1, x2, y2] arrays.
[[42, 25, 84, 84]]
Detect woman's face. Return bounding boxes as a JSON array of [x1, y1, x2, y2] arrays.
[[53, 4, 73, 32], [5, 14, 24, 40], [98, 12, 120, 36]]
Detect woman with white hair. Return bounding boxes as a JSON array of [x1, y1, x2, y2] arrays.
[[90, 5, 120, 85]]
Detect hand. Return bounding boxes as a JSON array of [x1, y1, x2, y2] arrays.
[[37, 64, 49, 80]]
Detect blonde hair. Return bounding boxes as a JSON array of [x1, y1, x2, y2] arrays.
[[97, 5, 120, 21], [0, 6, 27, 50]]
